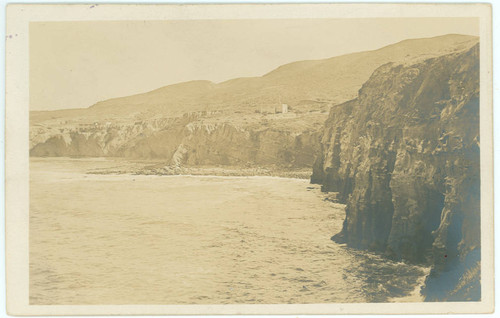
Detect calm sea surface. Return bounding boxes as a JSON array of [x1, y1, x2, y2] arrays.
[[30, 158, 427, 305]]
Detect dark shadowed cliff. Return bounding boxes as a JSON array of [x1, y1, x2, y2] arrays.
[[311, 44, 480, 301]]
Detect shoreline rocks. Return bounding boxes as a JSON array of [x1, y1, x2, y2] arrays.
[[312, 44, 480, 301]]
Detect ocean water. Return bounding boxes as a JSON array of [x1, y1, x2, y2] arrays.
[[30, 158, 427, 305]]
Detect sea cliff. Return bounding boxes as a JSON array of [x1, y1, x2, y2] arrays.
[[311, 44, 480, 301], [30, 113, 321, 169]]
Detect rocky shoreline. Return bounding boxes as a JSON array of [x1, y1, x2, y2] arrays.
[[312, 44, 480, 301], [88, 163, 313, 180]]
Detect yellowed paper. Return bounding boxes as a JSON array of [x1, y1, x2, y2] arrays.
[[5, 3, 493, 315]]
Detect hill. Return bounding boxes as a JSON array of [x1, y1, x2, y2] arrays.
[[31, 34, 477, 123]]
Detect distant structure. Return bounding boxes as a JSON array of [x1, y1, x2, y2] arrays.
[[275, 95, 289, 114], [282, 104, 288, 114]]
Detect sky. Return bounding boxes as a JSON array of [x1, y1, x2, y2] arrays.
[[29, 18, 479, 111]]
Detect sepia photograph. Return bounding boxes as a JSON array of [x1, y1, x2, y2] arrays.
[[5, 3, 494, 315]]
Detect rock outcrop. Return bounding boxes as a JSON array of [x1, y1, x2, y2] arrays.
[[30, 113, 321, 169], [311, 44, 480, 301]]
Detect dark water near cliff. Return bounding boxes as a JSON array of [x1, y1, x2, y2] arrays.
[[30, 158, 428, 304]]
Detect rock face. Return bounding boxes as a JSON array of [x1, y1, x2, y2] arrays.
[[30, 113, 321, 169], [311, 44, 480, 301]]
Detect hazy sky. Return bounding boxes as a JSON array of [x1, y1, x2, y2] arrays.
[[30, 18, 479, 111]]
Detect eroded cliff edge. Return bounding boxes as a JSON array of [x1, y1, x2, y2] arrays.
[[30, 113, 322, 170], [311, 44, 480, 301]]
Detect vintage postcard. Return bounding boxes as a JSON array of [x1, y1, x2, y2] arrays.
[[5, 3, 493, 315]]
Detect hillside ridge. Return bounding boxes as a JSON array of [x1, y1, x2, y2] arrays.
[[31, 34, 478, 123]]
